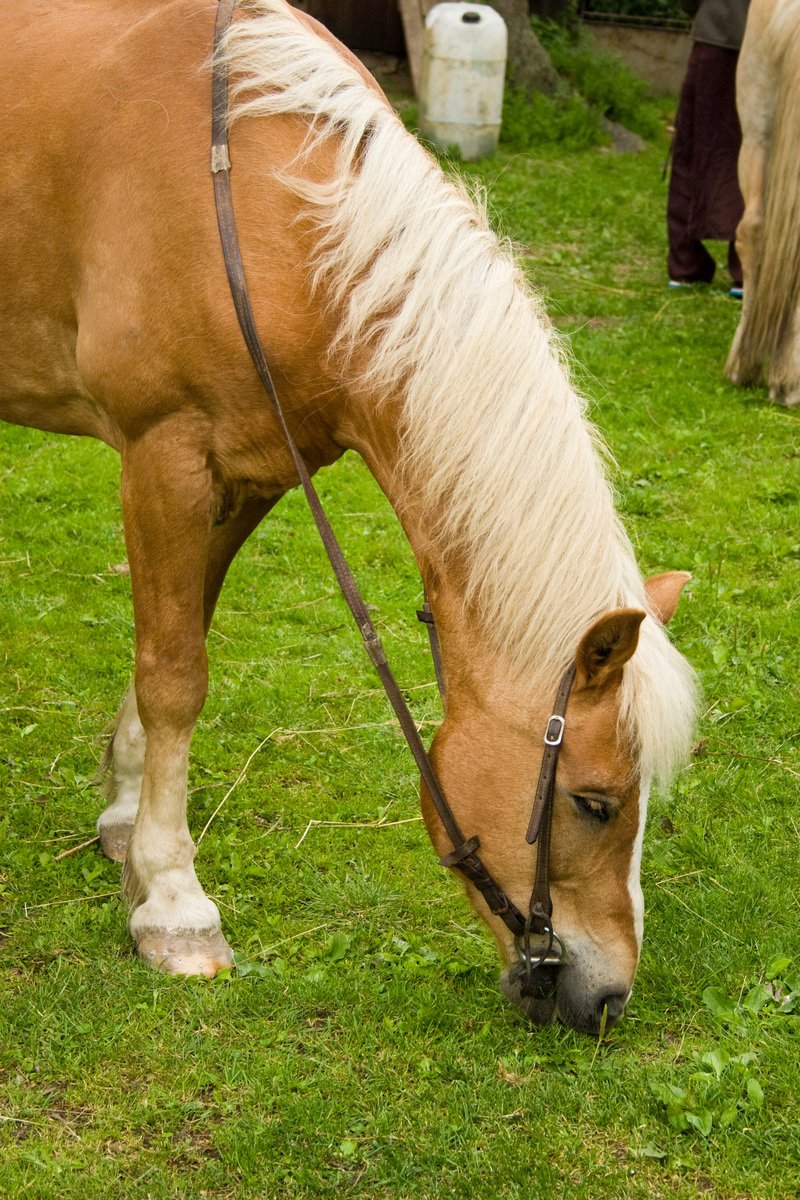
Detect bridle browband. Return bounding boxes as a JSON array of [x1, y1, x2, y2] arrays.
[[210, 0, 575, 985]]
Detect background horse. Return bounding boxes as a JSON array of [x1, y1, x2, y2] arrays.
[[726, 0, 800, 406], [0, 0, 697, 1035]]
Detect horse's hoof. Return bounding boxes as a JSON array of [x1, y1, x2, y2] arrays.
[[98, 821, 133, 862], [134, 929, 234, 977], [98, 798, 139, 862], [770, 386, 800, 409]]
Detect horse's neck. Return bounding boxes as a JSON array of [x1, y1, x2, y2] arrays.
[[336, 398, 532, 721]]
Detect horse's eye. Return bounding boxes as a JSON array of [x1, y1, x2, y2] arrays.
[[570, 793, 611, 823]]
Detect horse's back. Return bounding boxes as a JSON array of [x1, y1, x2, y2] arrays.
[[0, 3, 216, 438], [0, 0, 339, 457]]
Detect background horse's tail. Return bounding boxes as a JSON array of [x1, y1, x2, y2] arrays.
[[734, 23, 800, 387]]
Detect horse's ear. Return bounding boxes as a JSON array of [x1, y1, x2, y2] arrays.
[[644, 571, 691, 625], [574, 609, 646, 692]]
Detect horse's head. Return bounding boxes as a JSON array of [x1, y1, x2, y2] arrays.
[[423, 571, 692, 1036]]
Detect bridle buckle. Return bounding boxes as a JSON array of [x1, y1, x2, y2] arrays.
[[544, 714, 565, 747]]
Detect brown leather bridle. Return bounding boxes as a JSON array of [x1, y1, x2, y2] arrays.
[[210, 0, 575, 991]]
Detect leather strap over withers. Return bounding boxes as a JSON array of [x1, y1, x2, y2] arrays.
[[209, 0, 575, 955]]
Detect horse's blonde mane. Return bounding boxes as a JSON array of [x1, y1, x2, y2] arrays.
[[220, 0, 698, 787]]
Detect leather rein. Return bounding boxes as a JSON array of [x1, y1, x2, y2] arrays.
[[210, 0, 575, 984]]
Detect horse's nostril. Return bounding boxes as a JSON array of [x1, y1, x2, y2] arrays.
[[596, 988, 628, 1024], [554, 977, 633, 1035]]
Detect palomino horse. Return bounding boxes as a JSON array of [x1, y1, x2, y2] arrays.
[[0, 0, 697, 1035], [726, 0, 800, 406]]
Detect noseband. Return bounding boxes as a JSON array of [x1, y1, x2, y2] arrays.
[[210, 0, 575, 989]]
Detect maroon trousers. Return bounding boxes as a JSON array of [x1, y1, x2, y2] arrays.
[[667, 42, 744, 285]]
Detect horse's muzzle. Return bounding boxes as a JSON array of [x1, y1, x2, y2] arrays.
[[501, 959, 631, 1035], [500, 961, 560, 1025]]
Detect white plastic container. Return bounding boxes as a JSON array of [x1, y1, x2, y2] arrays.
[[419, 3, 508, 161]]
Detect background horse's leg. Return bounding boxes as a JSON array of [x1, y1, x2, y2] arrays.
[[726, 132, 768, 384], [97, 495, 277, 866], [725, 0, 781, 387]]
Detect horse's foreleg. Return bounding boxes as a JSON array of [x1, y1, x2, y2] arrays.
[[98, 684, 144, 861], [98, 494, 276, 866], [118, 425, 228, 976]]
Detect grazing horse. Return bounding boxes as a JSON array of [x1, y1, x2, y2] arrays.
[[0, 0, 697, 1034], [726, 0, 800, 406]]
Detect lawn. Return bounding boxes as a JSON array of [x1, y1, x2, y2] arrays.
[[1, 97, 799, 1200]]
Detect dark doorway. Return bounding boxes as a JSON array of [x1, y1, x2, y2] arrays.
[[293, 1, 406, 53]]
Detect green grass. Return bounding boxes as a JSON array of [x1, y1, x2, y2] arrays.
[[2, 133, 799, 1196]]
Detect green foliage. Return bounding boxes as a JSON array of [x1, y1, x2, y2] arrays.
[[704, 959, 800, 1023]]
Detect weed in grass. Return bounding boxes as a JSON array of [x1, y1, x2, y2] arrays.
[[649, 1048, 763, 1138], [648, 959, 799, 1143]]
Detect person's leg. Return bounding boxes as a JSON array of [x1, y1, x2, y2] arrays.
[[688, 43, 745, 291], [667, 45, 717, 284]]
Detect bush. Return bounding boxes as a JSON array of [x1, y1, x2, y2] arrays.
[[499, 18, 662, 151], [537, 19, 661, 137], [501, 86, 604, 152]]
